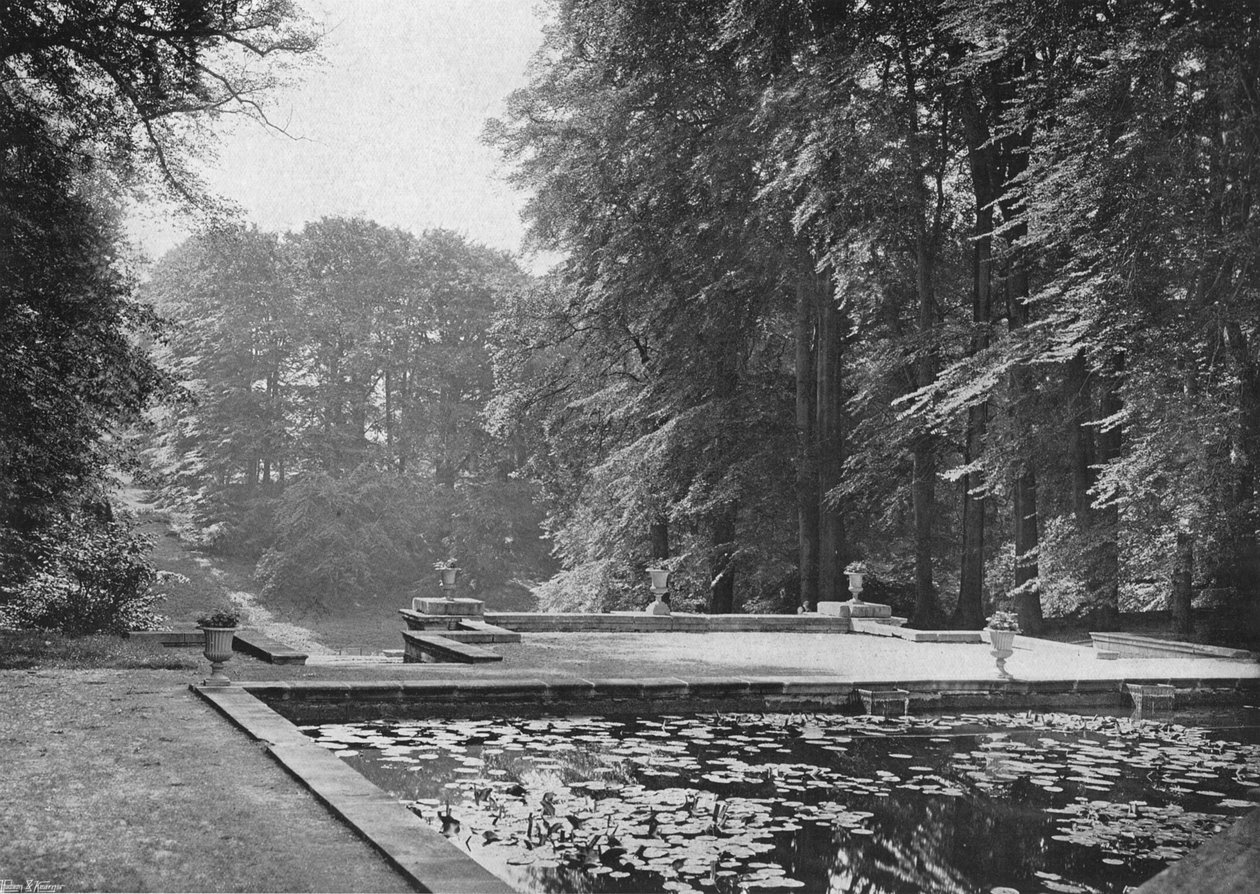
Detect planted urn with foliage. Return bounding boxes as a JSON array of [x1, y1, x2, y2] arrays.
[[197, 607, 239, 688], [985, 610, 1021, 633], [196, 608, 240, 629]]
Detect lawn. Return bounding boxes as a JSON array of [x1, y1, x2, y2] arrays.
[[0, 661, 413, 893]]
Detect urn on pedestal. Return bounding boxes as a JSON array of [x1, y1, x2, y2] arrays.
[[646, 568, 671, 616], [197, 608, 240, 688], [985, 609, 1020, 679]]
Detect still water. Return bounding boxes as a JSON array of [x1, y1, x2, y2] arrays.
[[303, 708, 1260, 893]]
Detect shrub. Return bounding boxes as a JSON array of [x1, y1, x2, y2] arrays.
[[255, 467, 438, 609], [0, 515, 165, 635]]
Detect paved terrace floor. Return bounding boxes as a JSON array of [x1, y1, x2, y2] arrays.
[[284, 631, 1259, 686]]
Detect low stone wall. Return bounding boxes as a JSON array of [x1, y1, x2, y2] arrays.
[[245, 675, 1260, 724], [126, 628, 203, 646], [481, 612, 851, 633], [1090, 632, 1255, 660]]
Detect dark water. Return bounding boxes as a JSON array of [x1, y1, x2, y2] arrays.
[[302, 708, 1260, 894]]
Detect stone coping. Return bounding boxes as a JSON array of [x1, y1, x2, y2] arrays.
[[238, 673, 1260, 724], [194, 684, 513, 894], [1134, 802, 1260, 893], [1090, 631, 1256, 660], [481, 612, 852, 633]]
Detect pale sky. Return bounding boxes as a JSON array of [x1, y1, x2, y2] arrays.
[[127, 0, 549, 267]]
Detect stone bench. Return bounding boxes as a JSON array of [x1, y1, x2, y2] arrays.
[[1091, 632, 1254, 660], [402, 631, 503, 664], [232, 629, 309, 665]]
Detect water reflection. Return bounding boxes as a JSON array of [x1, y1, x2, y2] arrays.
[[303, 710, 1260, 894]]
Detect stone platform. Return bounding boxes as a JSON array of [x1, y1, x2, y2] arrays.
[[481, 611, 853, 633], [399, 599, 520, 663]]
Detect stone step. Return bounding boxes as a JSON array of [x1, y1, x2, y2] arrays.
[[848, 619, 983, 644], [410, 597, 484, 617], [453, 621, 522, 643], [402, 631, 502, 664], [231, 629, 309, 665]]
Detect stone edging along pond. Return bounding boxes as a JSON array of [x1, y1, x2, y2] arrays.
[[239, 673, 1260, 722], [193, 674, 1260, 892]]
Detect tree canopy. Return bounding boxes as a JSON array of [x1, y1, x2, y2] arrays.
[[1, 1, 315, 630], [483, 0, 1260, 641]]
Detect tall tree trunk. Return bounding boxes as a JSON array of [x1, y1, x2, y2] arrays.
[[900, 29, 942, 627], [1091, 357, 1124, 627], [955, 82, 995, 629], [1171, 528, 1194, 636], [815, 272, 846, 601], [910, 243, 942, 626], [650, 519, 670, 562], [1011, 464, 1043, 630], [957, 408, 987, 628], [398, 369, 409, 475], [1224, 325, 1260, 642], [1002, 91, 1043, 633], [384, 368, 393, 465], [650, 517, 670, 608], [1009, 275, 1044, 633], [1065, 353, 1094, 522], [796, 276, 820, 610], [709, 507, 737, 614]]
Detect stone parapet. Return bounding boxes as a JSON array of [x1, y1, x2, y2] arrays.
[[480, 612, 851, 634], [1089, 632, 1254, 660]]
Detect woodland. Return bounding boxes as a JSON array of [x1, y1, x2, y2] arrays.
[[2, 0, 1258, 643]]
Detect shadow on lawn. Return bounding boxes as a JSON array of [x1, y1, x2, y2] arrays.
[[0, 631, 199, 670]]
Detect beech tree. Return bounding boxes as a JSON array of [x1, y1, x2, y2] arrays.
[[143, 221, 551, 606], [1, 1, 314, 630], [485, 0, 1258, 643]]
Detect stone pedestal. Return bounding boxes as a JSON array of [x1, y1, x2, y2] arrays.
[[1127, 683, 1176, 719], [857, 688, 910, 717], [412, 596, 484, 617], [645, 598, 670, 615], [817, 600, 893, 619], [407, 597, 485, 632]]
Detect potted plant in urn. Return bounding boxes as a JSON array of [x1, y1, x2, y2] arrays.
[[985, 608, 1020, 679], [434, 561, 461, 597], [844, 561, 870, 604], [197, 607, 240, 687]]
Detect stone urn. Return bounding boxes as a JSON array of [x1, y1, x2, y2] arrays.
[[987, 628, 1017, 679], [846, 571, 865, 605], [200, 626, 236, 687], [646, 568, 671, 616]]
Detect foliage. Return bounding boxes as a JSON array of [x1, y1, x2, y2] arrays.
[[0, 0, 317, 204], [142, 222, 554, 608], [254, 467, 433, 608], [481, 0, 1260, 639], [196, 608, 240, 628], [0, 108, 165, 587], [985, 610, 1021, 632], [0, 516, 167, 635], [1, 1, 314, 632]]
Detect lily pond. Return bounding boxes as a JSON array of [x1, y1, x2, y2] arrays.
[[302, 709, 1260, 894]]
